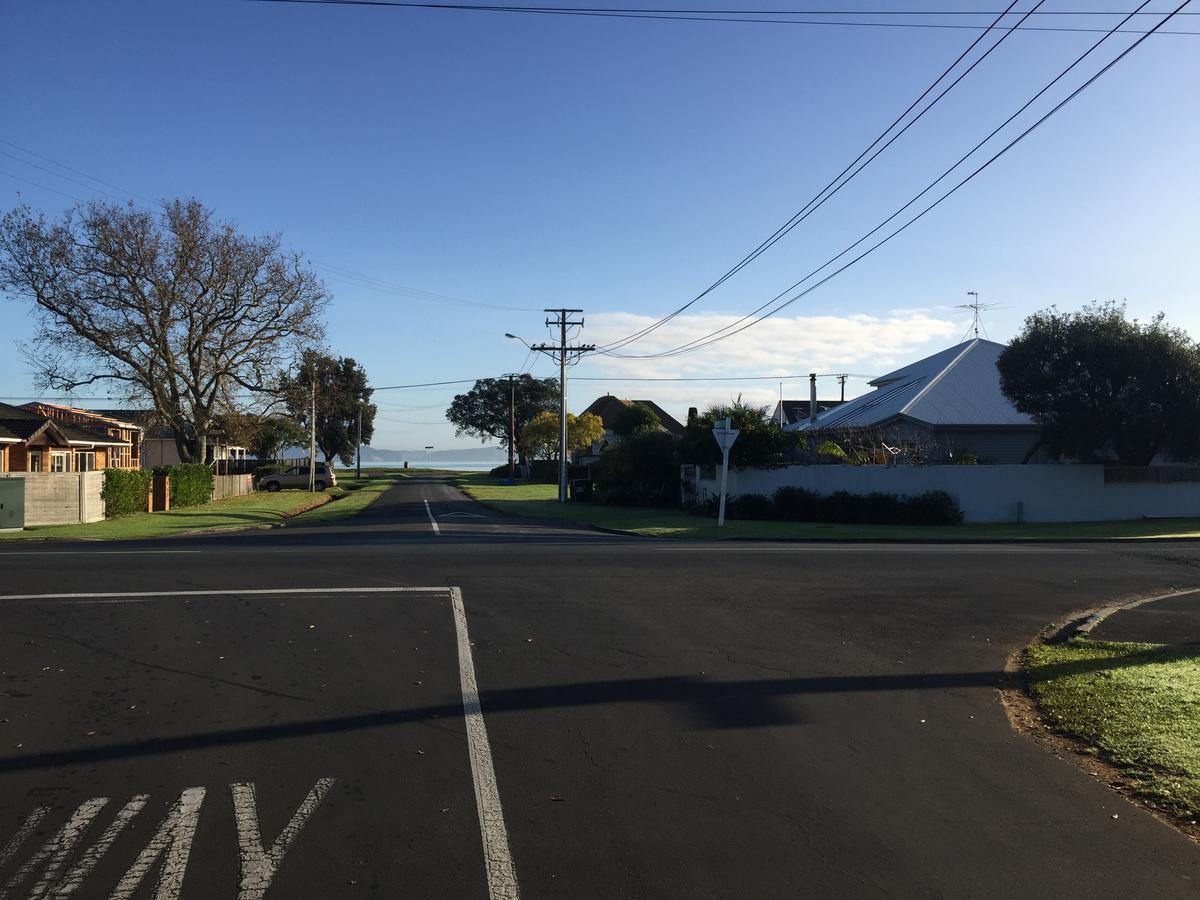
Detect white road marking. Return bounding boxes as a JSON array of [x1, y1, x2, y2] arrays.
[[451, 587, 519, 900], [0, 586, 446, 602], [1, 797, 108, 899], [424, 499, 440, 535], [231, 778, 335, 900], [0, 551, 202, 556], [50, 795, 149, 897], [441, 512, 490, 519], [109, 787, 206, 900], [0, 807, 50, 871]]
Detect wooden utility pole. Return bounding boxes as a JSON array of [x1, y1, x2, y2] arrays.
[[530, 309, 594, 503]]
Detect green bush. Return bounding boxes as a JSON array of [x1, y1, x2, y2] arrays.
[[773, 486, 819, 520], [165, 463, 214, 508], [697, 486, 962, 525], [593, 431, 679, 507], [489, 463, 521, 478], [102, 468, 153, 518], [726, 493, 775, 519]]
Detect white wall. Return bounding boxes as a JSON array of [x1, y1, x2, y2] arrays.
[[695, 465, 1200, 524]]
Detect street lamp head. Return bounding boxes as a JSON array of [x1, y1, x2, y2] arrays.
[[504, 333, 517, 339]]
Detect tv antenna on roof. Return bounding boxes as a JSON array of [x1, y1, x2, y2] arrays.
[[956, 291, 1006, 340]]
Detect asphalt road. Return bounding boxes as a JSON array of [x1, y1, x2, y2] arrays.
[[2, 473, 1199, 898]]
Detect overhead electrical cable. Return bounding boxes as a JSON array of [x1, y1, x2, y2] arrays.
[[612, 0, 1189, 360], [597, 0, 1035, 354], [247, 0, 1198, 34]]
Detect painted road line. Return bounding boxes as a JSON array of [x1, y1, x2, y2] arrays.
[[424, 499, 441, 535], [0, 550, 204, 556], [1, 797, 109, 898], [109, 787, 206, 900], [0, 586, 448, 602], [0, 807, 48, 870], [231, 779, 335, 900], [52, 795, 149, 897], [451, 586, 519, 900]]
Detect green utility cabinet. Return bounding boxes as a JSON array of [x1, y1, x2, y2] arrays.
[[0, 478, 24, 531]]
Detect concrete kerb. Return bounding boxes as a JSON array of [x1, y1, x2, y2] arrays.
[[1047, 587, 1200, 644]]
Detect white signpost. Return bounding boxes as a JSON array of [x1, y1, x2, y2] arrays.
[[711, 417, 740, 527]]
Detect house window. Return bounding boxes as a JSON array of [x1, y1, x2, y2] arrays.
[[29, 451, 43, 472], [50, 451, 69, 472], [75, 451, 96, 472]]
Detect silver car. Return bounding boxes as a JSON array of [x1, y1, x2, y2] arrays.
[[258, 463, 337, 492]]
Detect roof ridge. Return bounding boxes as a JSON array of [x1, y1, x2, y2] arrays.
[[899, 339, 977, 416]]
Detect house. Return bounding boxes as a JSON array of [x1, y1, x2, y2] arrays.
[[581, 396, 686, 437], [0, 402, 133, 473], [578, 396, 686, 464], [96, 409, 247, 470], [20, 403, 142, 469], [786, 339, 1043, 464], [769, 399, 845, 428]]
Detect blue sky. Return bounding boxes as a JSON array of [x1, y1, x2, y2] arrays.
[[2, 0, 1197, 450]]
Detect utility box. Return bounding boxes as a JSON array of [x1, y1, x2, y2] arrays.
[[0, 478, 25, 531]]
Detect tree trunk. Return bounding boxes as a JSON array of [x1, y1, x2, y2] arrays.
[[196, 431, 208, 466]]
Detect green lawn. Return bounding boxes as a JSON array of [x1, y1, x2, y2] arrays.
[[456, 474, 1200, 540], [1026, 638, 1200, 818], [0, 470, 400, 540], [0, 490, 336, 541]]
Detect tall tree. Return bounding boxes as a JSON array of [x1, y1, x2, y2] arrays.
[[520, 411, 605, 460], [611, 402, 662, 438], [998, 302, 1200, 465], [446, 375, 558, 464], [280, 351, 376, 466], [0, 199, 328, 463]]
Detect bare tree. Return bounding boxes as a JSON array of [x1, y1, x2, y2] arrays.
[[0, 199, 328, 462]]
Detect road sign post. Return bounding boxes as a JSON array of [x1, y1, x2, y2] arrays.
[[711, 417, 740, 528]]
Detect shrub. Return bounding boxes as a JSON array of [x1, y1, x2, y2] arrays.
[[528, 460, 559, 483], [863, 491, 904, 525], [726, 493, 775, 520], [901, 490, 963, 525], [817, 490, 866, 523], [101, 468, 153, 518], [773, 486, 819, 521], [592, 431, 679, 507], [488, 463, 521, 478], [166, 463, 214, 508]]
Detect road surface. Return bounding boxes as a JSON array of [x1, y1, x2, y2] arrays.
[[1, 473, 1198, 898]]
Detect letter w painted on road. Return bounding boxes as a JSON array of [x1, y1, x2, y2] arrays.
[[0, 779, 333, 898]]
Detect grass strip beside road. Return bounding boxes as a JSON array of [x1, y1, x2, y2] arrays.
[[456, 474, 1200, 540], [1, 470, 400, 540], [1, 490, 336, 541], [1026, 638, 1200, 819]]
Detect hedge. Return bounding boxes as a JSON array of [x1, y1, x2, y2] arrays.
[[102, 468, 153, 518], [153, 463, 214, 508], [699, 488, 963, 526]]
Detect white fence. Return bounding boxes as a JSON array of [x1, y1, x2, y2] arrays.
[[693, 464, 1200, 524], [2, 472, 105, 526]]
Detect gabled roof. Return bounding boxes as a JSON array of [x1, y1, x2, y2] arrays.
[[581, 396, 686, 436], [0, 402, 130, 446], [791, 339, 1033, 431], [21, 402, 140, 432]]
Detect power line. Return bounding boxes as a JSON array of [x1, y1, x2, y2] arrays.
[[614, 0, 1189, 360], [573, 372, 871, 381], [598, 0, 1034, 354], [247, 0, 1200, 34]]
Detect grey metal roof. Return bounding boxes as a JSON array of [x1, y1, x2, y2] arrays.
[[790, 339, 1034, 431]]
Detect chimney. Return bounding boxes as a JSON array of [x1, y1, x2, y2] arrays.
[[809, 373, 818, 427], [687, 406, 698, 427]]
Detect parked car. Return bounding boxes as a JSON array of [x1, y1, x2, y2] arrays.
[[258, 464, 337, 492]]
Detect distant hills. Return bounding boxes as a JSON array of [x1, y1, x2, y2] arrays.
[[358, 445, 506, 462]]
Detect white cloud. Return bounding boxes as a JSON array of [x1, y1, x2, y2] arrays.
[[565, 308, 961, 422]]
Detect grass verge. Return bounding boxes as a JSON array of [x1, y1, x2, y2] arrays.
[[285, 470, 401, 525], [1025, 638, 1200, 819], [0, 490, 335, 541], [455, 474, 1200, 540]]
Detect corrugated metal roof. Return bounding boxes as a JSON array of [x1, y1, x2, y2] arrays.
[[789, 339, 1033, 431]]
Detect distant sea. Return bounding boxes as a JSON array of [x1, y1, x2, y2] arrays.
[[357, 460, 501, 472]]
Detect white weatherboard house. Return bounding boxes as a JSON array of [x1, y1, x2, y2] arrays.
[[787, 338, 1042, 464]]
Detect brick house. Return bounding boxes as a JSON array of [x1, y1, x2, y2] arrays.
[[0, 402, 133, 473]]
